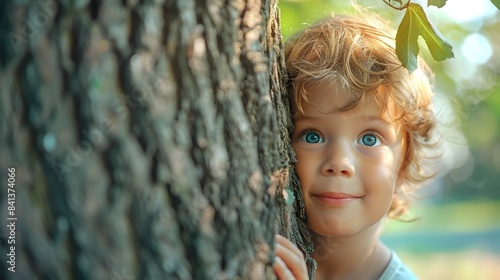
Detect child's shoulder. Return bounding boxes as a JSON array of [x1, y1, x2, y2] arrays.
[[378, 251, 418, 280]]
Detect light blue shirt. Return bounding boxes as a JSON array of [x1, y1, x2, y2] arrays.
[[378, 251, 418, 280]]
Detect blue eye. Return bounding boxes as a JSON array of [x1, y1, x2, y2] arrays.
[[358, 133, 380, 147], [301, 131, 324, 144]]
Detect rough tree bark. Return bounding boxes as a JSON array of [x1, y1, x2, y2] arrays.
[[0, 0, 292, 279]]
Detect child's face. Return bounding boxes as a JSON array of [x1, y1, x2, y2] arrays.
[[291, 88, 406, 237]]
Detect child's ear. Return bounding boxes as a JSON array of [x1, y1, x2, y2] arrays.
[[394, 173, 405, 194], [393, 184, 399, 195]]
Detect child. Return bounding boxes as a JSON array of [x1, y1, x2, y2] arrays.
[[273, 13, 440, 280]]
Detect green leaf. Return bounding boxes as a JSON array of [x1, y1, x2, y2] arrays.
[[416, 8, 454, 61], [491, 0, 500, 10], [396, 3, 454, 73], [428, 0, 448, 8], [396, 8, 420, 72]]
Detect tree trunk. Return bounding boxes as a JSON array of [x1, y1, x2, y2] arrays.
[[0, 0, 292, 279]]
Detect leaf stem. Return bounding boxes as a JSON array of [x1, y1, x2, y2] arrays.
[[383, 0, 411, 10]]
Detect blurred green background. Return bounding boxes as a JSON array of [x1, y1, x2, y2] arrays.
[[278, 0, 500, 279]]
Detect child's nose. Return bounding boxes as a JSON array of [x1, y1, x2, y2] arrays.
[[320, 142, 355, 177]]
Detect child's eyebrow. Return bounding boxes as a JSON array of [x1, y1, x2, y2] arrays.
[[363, 115, 398, 127], [293, 115, 310, 121], [292, 115, 321, 122], [294, 114, 387, 121], [364, 114, 386, 121]]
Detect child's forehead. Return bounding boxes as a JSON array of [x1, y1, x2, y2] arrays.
[[304, 84, 378, 109], [296, 85, 401, 121]]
